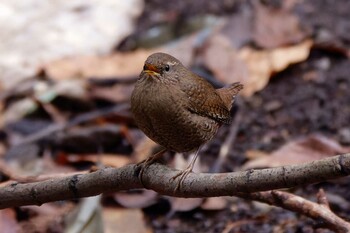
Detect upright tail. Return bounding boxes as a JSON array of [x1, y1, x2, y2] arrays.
[[216, 82, 244, 110]]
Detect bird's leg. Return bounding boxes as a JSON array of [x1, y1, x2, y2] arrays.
[[137, 148, 167, 186], [172, 148, 200, 191]]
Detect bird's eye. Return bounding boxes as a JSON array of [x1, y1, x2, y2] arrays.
[[143, 64, 147, 70], [164, 64, 170, 72]]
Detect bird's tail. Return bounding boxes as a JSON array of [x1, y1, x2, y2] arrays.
[[217, 82, 243, 110]]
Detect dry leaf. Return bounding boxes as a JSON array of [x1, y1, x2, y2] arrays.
[[20, 203, 73, 233], [221, 10, 253, 49], [252, 2, 307, 48], [237, 39, 313, 96], [67, 154, 132, 168], [90, 84, 134, 103], [4, 98, 38, 124], [245, 150, 269, 160], [204, 37, 313, 97], [0, 209, 19, 233], [170, 197, 203, 212], [37, 79, 88, 102], [103, 207, 151, 233], [203, 34, 248, 85], [45, 50, 155, 81], [201, 197, 228, 211], [243, 134, 350, 169], [114, 190, 158, 208], [44, 29, 200, 81]]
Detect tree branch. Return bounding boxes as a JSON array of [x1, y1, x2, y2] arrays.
[[237, 190, 350, 232], [0, 154, 349, 209]]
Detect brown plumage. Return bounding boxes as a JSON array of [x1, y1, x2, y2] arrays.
[[131, 52, 243, 189]]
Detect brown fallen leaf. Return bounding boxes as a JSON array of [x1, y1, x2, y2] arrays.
[[4, 145, 75, 178], [67, 154, 132, 168], [20, 203, 73, 233], [3, 98, 38, 124], [103, 207, 151, 233], [44, 31, 198, 81], [201, 197, 228, 211], [0, 209, 20, 233], [169, 197, 204, 212], [203, 34, 247, 86], [245, 150, 270, 160], [252, 1, 307, 48], [238, 39, 313, 97], [243, 134, 350, 169], [89, 83, 134, 103], [221, 10, 253, 49], [114, 190, 158, 208], [44, 50, 155, 81], [204, 37, 312, 97]]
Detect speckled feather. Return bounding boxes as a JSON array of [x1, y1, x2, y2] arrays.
[[131, 52, 243, 152]]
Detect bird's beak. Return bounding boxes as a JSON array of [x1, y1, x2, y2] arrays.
[[143, 64, 160, 76]]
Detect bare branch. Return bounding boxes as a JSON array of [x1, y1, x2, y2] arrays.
[[238, 191, 350, 232], [0, 153, 349, 210], [0, 165, 141, 209]]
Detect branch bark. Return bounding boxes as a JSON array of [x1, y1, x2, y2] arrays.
[[237, 190, 350, 232], [0, 153, 349, 209]]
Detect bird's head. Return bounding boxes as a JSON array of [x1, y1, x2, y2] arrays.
[[141, 52, 185, 83]]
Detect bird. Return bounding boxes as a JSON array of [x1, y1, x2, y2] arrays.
[[131, 52, 243, 190]]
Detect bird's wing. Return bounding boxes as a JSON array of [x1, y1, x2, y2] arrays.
[[179, 73, 232, 124], [216, 82, 243, 110]]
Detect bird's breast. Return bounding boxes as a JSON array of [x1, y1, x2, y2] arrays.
[[131, 80, 219, 152]]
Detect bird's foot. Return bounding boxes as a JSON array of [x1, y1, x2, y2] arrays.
[[137, 148, 167, 187], [171, 167, 193, 191], [171, 149, 200, 192]]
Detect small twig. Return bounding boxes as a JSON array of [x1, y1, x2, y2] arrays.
[[211, 108, 242, 172], [238, 190, 350, 233], [14, 104, 129, 146], [0, 160, 88, 184], [317, 188, 330, 208], [35, 99, 67, 124]]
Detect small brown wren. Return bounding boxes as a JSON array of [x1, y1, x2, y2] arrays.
[[131, 52, 243, 189]]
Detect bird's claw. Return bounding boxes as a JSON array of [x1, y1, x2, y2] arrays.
[[137, 148, 167, 187], [171, 167, 193, 192]]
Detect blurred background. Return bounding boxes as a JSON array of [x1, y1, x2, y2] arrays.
[[0, 0, 349, 232]]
